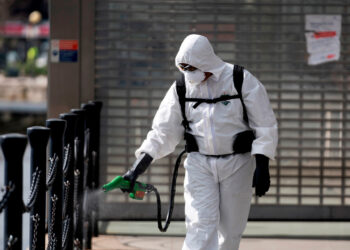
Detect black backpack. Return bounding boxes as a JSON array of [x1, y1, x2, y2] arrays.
[[175, 65, 255, 155]]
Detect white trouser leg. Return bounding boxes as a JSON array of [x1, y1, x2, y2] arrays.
[[218, 156, 255, 250], [182, 156, 220, 250]]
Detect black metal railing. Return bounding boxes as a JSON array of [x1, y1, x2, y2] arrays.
[[0, 100, 102, 250]]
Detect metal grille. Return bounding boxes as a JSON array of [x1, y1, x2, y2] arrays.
[[96, 0, 350, 220]]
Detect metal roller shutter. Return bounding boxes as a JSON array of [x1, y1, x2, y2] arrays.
[[96, 0, 350, 220]]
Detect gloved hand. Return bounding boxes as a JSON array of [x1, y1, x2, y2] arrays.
[[252, 154, 270, 197], [122, 152, 153, 192]]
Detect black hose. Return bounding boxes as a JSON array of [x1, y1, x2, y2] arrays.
[[147, 149, 186, 232]]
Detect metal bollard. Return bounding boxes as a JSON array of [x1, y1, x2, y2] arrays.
[[46, 119, 67, 250], [88, 101, 103, 237], [59, 113, 78, 250], [81, 103, 95, 190], [88, 101, 103, 193], [0, 134, 27, 250], [70, 109, 86, 249], [81, 102, 95, 249], [27, 126, 50, 250]]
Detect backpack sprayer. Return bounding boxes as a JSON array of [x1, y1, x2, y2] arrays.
[[102, 150, 186, 232]]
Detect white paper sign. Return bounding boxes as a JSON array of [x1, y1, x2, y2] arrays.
[[305, 15, 341, 65]]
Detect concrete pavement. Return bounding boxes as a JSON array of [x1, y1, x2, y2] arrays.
[[92, 235, 350, 250], [99, 221, 350, 238], [93, 221, 350, 250]]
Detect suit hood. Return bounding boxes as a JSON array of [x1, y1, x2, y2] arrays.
[[175, 34, 226, 81]]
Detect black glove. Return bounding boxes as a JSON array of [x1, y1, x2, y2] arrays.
[[252, 154, 270, 197], [122, 152, 153, 192]]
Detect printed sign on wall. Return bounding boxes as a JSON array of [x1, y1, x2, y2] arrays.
[[51, 39, 79, 63], [305, 15, 341, 65]]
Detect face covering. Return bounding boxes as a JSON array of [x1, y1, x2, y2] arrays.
[[184, 69, 206, 86]]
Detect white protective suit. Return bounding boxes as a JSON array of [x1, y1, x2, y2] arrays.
[[135, 34, 278, 250]]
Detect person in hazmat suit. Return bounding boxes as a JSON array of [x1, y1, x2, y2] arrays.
[[122, 34, 278, 250]]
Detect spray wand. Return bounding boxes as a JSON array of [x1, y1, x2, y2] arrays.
[[102, 150, 186, 232], [102, 175, 152, 200]]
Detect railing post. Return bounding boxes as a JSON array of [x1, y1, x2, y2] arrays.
[[81, 103, 95, 190], [88, 101, 103, 193], [0, 134, 27, 250], [27, 126, 50, 250], [46, 119, 67, 250], [59, 113, 78, 250], [88, 100, 103, 237], [70, 109, 86, 249], [81, 102, 95, 249]]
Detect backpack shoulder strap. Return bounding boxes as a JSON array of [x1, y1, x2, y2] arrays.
[[233, 65, 249, 125], [175, 74, 190, 130]]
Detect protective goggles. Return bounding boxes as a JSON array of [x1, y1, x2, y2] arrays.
[[179, 64, 197, 72]]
